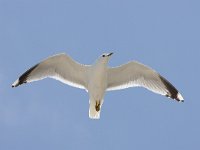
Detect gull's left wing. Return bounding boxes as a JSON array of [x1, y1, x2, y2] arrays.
[[12, 53, 90, 89], [107, 61, 184, 102]]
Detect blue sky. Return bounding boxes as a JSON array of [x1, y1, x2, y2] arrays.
[[0, 0, 200, 149]]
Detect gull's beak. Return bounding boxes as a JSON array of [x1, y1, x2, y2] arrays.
[[107, 52, 113, 57]]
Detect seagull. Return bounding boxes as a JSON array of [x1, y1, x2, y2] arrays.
[[12, 53, 184, 119]]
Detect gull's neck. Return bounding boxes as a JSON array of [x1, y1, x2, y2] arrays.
[[95, 58, 109, 68]]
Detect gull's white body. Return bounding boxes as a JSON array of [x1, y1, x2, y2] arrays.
[[12, 53, 184, 119], [88, 57, 108, 118]]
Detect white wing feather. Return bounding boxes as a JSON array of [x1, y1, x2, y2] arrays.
[[12, 53, 90, 89], [107, 61, 183, 101]]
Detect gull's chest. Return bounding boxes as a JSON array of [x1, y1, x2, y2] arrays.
[[88, 66, 107, 90], [88, 67, 107, 99]]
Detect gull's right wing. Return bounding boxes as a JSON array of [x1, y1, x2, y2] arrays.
[[12, 53, 90, 89], [107, 61, 184, 102]]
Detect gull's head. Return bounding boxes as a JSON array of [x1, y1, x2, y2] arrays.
[[101, 52, 113, 58], [96, 52, 113, 65]]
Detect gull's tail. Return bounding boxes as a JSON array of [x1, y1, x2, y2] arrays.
[[89, 100, 102, 119]]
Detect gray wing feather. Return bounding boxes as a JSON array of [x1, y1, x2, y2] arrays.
[[12, 53, 89, 89], [107, 61, 183, 102]]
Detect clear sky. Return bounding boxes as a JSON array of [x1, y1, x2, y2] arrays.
[[0, 0, 199, 149]]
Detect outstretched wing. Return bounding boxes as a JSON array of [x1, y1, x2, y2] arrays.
[[12, 53, 90, 89], [107, 61, 184, 102]]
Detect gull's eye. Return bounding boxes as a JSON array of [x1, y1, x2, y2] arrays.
[[102, 55, 105, 57]]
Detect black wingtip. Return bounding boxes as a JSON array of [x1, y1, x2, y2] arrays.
[[12, 64, 38, 88], [160, 75, 184, 102], [12, 80, 21, 88]]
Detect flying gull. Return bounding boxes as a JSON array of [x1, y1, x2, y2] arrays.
[[12, 53, 184, 119]]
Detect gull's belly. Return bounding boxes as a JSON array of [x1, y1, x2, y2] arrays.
[[88, 68, 107, 100]]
